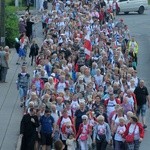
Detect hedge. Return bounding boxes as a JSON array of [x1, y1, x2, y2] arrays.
[[5, 6, 19, 47]]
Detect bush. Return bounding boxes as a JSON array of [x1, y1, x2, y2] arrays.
[[5, 6, 19, 47]]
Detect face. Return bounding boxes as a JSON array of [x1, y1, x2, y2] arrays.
[[119, 121, 124, 126], [51, 106, 56, 111], [66, 103, 70, 108], [99, 106, 104, 112], [62, 111, 68, 117], [140, 81, 144, 87], [69, 135, 73, 139], [82, 118, 87, 124], [46, 112, 51, 117], [32, 85, 36, 90], [110, 94, 114, 100], [98, 119, 104, 125], [96, 97, 100, 103], [30, 109, 36, 116], [80, 103, 85, 110]]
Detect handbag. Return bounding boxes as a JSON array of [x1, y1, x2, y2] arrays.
[[97, 134, 106, 142], [80, 134, 88, 141], [125, 125, 136, 143]]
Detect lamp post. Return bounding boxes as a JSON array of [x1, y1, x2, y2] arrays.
[[0, 0, 5, 47]]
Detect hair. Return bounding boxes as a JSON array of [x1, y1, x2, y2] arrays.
[[54, 140, 64, 150], [97, 115, 104, 121]]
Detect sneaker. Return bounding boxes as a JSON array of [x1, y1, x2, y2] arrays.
[[16, 62, 20, 65], [143, 124, 147, 129]]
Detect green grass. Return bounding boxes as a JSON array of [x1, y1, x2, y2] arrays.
[[149, 0, 150, 5]]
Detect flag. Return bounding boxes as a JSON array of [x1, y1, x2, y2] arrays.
[[84, 34, 92, 59]]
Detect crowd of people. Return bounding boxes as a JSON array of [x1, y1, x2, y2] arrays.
[[16, 0, 150, 150]]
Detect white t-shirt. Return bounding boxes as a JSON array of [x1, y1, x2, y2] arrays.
[[106, 100, 117, 116], [71, 100, 79, 114], [114, 125, 126, 141], [129, 124, 140, 140], [84, 75, 92, 84], [60, 117, 72, 128], [127, 96, 134, 108], [94, 74, 103, 86], [57, 82, 66, 93], [97, 124, 106, 135], [112, 114, 127, 126]]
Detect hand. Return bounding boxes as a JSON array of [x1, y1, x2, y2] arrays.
[[31, 118, 35, 123], [38, 133, 41, 139], [51, 133, 54, 138], [139, 138, 143, 142]]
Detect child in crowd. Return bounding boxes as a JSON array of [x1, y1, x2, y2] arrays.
[[66, 133, 76, 150]]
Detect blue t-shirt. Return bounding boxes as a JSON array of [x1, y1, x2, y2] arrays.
[[40, 115, 54, 134]]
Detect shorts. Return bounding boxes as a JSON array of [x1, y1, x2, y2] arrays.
[[18, 48, 26, 57], [19, 87, 28, 101], [137, 104, 147, 117], [41, 132, 53, 146], [42, 23, 47, 29]]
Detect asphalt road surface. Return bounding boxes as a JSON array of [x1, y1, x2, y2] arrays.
[[0, 8, 150, 150]]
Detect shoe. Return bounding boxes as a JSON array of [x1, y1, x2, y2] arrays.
[[143, 124, 147, 129], [20, 103, 23, 107], [16, 63, 20, 65]]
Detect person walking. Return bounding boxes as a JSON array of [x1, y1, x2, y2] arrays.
[[20, 108, 39, 150], [93, 115, 112, 150], [40, 109, 56, 150], [0, 46, 9, 83], [76, 115, 92, 150], [123, 115, 144, 150], [134, 80, 150, 129], [128, 37, 139, 65], [29, 40, 39, 66], [17, 63, 30, 107], [26, 0, 32, 12]]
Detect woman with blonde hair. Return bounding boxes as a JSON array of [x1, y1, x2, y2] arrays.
[[93, 115, 112, 150]]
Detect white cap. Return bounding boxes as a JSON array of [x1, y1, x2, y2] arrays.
[[82, 115, 88, 120]]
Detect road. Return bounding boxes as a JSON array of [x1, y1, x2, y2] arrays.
[[0, 8, 150, 150]]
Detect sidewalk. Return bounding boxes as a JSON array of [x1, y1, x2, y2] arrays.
[[0, 18, 43, 149]]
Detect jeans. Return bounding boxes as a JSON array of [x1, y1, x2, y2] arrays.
[[115, 140, 126, 150], [96, 139, 108, 150], [79, 140, 88, 150], [0, 67, 8, 82]]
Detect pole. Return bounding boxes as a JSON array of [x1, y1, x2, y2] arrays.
[[0, 0, 5, 47]]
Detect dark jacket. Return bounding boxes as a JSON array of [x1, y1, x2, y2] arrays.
[[20, 113, 39, 150], [29, 43, 39, 57]]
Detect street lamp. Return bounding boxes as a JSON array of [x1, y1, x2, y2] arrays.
[[0, 0, 5, 47]]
